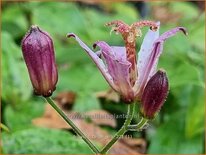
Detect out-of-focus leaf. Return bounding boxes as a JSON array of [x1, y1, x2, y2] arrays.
[[57, 64, 108, 92], [4, 100, 44, 131], [2, 128, 92, 154], [188, 14, 205, 52], [2, 3, 27, 38], [168, 62, 203, 88], [2, 31, 32, 102], [32, 2, 87, 37], [170, 2, 199, 21], [185, 86, 205, 138], [148, 112, 204, 154], [110, 2, 139, 23], [74, 92, 101, 113]]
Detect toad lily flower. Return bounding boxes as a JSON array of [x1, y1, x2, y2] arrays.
[[67, 20, 187, 103]]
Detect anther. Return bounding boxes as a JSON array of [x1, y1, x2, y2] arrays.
[[132, 20, 158, 31]]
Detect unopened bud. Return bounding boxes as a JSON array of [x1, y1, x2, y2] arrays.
[[140, 70, 169, 119], [21, 25, 58, 97]]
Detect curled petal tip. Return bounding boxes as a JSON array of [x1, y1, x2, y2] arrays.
[[93, 41, 102, 49], [93, 43, 97, 49], [67, 33, 75, 38], [179, 27, 188, 36]]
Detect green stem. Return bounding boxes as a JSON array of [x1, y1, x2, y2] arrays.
[[127, 117, 148, 131], [100, 103, 135, 154], [45, 97, 99, 154]]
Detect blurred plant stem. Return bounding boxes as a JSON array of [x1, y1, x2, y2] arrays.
[[0, 123, 10, 132], [45, 97, 148, 154], [45, 97, 100, 154], [127, 117, 148, 131], [100, 103, 135, 154]]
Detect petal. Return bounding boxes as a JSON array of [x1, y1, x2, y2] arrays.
[[135, 23, 160, 94], [93, 41, 128, 62], [94, 41, 134, 103], [67, 33, 117, 91], [136, 26, 187, 96]]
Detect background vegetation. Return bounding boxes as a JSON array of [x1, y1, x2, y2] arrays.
[[1, 1, 205, 154]]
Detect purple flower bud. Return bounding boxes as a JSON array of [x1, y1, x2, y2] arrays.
[[140, 69, 169, 119], [21, 25, 58, 97]]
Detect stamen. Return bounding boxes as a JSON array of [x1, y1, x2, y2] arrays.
[[127, 31, 135, 43], [132, 20, 158, 31], [135, 28, 142, 37], [106, 20, 130, 34], [110, 27, 119, 35], [105, 20, 127, 27]]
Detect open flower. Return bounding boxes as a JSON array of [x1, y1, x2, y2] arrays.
[[67, 20, 187, 103]]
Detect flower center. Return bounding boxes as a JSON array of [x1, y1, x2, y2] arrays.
[[106, 20, 158, 86]]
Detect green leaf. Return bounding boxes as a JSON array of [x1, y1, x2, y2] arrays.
[[185, 86, 205, 138], [32, 2, 87, 36], [2, 31, 32, 102], [57, 63, 108, 92], [74, 92, 101, 113], [2, 128, 92, 154], [4, 100, 44, 131], [168, 62, 203, 88], [188, 14, 205, 52], [2, 3, 27, 38], [110, 2, 139, 23], [170, 2, 199, 21], [148, 112, 204, 154]]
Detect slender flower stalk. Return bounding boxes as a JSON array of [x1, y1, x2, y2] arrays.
[[45, 97, 139, 154], [100, 103, 135, 154], [127, 117, 148, 131], [45, 97, 100, 154]]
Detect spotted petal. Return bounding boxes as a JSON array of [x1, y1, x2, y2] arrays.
[[136, 26, 187, 96], [94, 41, 134, 103], [67, 33, 117, 91]]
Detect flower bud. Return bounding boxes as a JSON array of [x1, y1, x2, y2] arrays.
[[21, 25, 58, 97], [140, 69, 169, 119]]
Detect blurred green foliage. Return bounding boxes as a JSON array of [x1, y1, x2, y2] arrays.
[[1, 1, 205, 154], [2, 128, 92, 154]]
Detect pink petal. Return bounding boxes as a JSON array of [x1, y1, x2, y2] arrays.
[[67, 33, 117, 91], [135, 23, 160, 94], [136, 26, 187, 96], [94, 41, 134, 103]]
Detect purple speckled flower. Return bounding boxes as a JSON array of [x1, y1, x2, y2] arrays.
[[21, 25, 58, 97], [67, 20, 187, 103]]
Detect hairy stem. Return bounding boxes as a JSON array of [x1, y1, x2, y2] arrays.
[[100, 103, 135, 154], [127, 117, 149, 131]]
